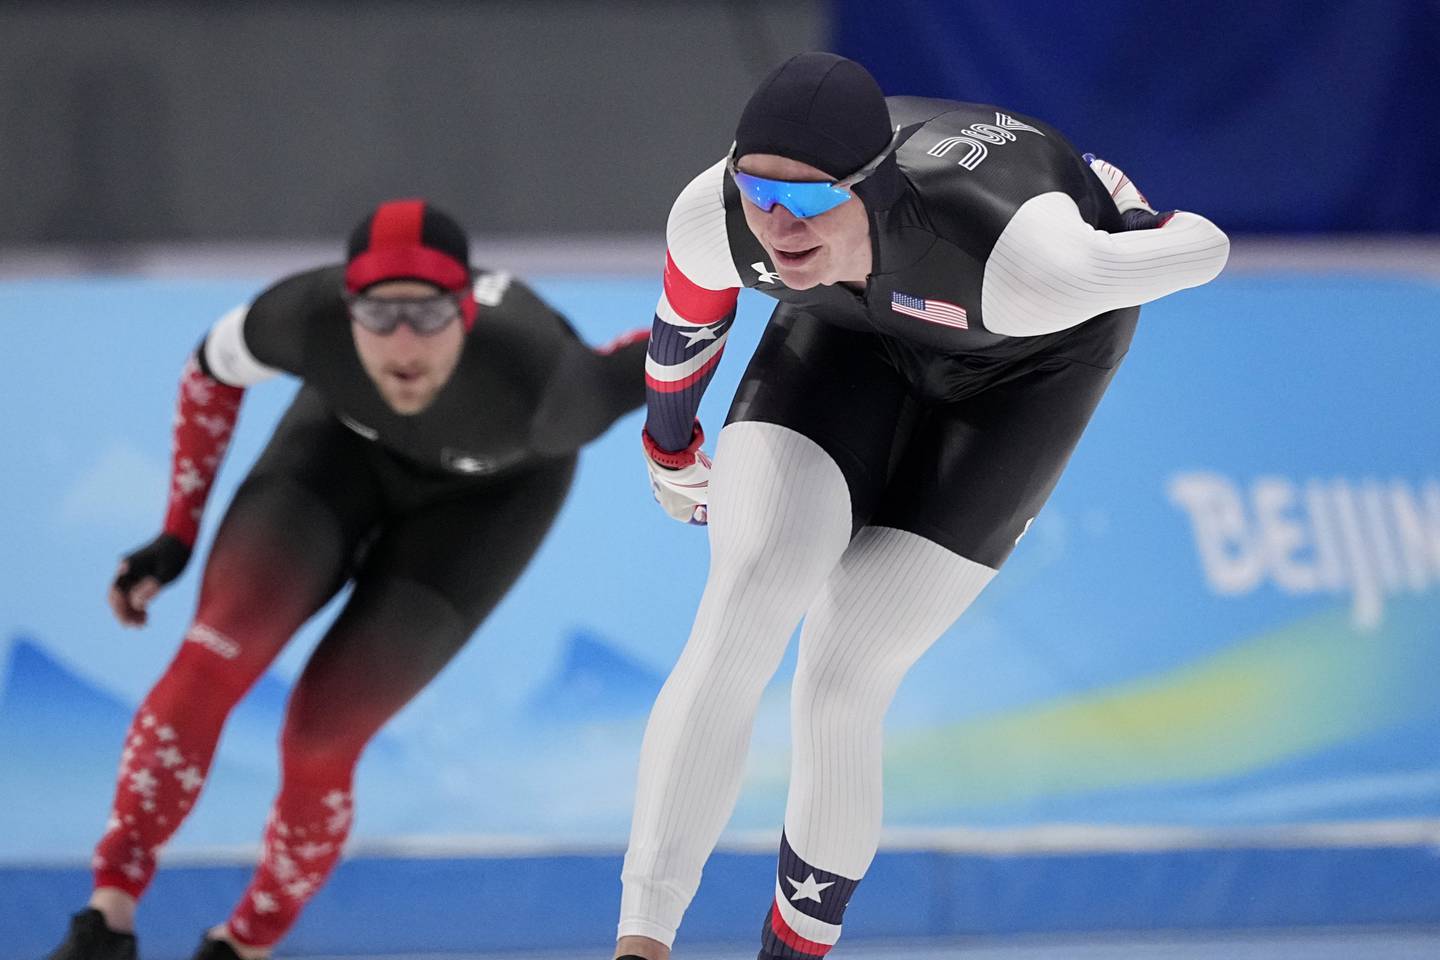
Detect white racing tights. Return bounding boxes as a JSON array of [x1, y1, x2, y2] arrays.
[[619, 421, 995, 947]]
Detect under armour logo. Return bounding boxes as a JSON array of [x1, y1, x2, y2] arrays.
[[1015, 516, 1035, 545], [752, 261, 781, 284]]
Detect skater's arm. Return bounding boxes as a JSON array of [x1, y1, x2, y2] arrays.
[[107, 296, 285, 627], [643, 160, 742, 456], [980, 159, 1230, 337], [639, 163, 742, 525], [526, 327, 650, 455], [643, 252, 738, 455]]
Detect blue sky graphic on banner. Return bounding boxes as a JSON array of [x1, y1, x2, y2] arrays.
[[1, 271, 1438, 861]]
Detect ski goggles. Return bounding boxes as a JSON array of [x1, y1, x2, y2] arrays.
[[726, 126, 904, 219], [346, 292, 464, 336]]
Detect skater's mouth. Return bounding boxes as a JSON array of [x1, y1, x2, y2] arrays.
[[773, 245, 821, 266]]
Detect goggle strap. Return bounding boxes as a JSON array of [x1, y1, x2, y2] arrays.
[[725, 123, 904, 190]]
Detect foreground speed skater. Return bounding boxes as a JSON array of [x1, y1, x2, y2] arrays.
[[615, 52, 1228, 959], [42, 199, 646, 960]]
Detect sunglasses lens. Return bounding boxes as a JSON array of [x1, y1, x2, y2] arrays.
[[405, 298, 462, 333], [349, 299, 399, 334], [733, 172, 851, 218], [349, 295, 461, 335]]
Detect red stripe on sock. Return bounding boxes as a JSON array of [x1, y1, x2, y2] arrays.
[[770, 900, 833, 956]]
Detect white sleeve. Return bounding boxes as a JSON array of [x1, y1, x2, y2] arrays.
[[665, 159, 742, 290], [981, 192, 1230, 337], [202, 304, 281, 386]]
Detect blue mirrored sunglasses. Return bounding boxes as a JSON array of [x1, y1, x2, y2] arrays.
[[731, 173, 854, 218], [726, 126, 904, 219]]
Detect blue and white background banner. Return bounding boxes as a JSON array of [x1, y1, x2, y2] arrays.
[[2, 265, 1439, 954], [3, 268, 1439, 856]]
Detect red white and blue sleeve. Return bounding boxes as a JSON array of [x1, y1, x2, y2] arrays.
[[160, 304, 280, 547], [643, 160, 743, 462]]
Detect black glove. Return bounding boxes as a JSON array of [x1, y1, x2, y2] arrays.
[[1120, 207, 1177, 231], [1083, 153, 1177, 231], [114, 533, 193, 592]]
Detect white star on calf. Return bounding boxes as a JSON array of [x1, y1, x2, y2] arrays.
[[284, 877, 317, 900], [122, 862, 146, 882], [185, 378, 214, 405], [786, 872, 836, 904], [155, 746, 184, 769], [174, 462, 206, 495], [194, 414, 232, 439], [272, 852, 299, 882], [127, 769, 158, 796], [326, 807, 353, 835], [323, 790, 353, 834], [251, 891, 278, 914], [140, 714, 156, 729], [155, 725, 177, 743], [294, 840, 334, 860], [175, 765, 204, 792]]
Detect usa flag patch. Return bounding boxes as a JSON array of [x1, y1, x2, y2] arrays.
[[891, 291, 968, 329]]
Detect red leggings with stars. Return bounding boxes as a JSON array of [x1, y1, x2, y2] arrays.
[[93, 393, 574, 947]]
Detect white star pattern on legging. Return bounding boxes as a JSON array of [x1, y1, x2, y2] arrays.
[[127, 769, 158, 795]]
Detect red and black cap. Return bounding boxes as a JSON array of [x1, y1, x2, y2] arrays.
[[344, 199, 478, 324]]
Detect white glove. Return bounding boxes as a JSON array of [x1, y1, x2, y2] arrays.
[[642, 423, 711, 525], [646, 451, 711, 525], [1084, 153, 1156, 214]]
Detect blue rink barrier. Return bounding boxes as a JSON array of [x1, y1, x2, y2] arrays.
[[6, 843, 1440, 958]]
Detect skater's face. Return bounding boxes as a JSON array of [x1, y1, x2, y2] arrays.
[[736, 153, 872, 290], [351, 280, 465, 415]]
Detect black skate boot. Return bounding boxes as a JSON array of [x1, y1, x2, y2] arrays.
[[186, 938, 245, 960], [43, 909, 137, 960]]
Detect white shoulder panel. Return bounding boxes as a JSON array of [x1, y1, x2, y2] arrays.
[[202, 304, 280, 386], [982, 192, 1230, 337], [665, 159, 742, 291]]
